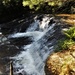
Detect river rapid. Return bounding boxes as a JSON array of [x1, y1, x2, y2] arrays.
[[0, 14, 68, 75]]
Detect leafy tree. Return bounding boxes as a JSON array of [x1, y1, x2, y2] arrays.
[[22, 0, 45, 10]]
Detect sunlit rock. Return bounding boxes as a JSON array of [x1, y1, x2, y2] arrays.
[[45, 49, 75, 75]]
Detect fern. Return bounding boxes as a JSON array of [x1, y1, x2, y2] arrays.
[[55, 27, 75, 52], [55, 39, 75, 52], [63, 27, 75, 40]]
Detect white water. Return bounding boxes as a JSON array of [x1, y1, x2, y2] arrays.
[[9, 16, 56, 75]]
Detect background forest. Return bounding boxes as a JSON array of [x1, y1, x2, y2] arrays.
[[0, 0, 75, 75], [0, 0, 75, 23]]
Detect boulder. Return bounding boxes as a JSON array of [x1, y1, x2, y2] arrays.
[[45, 48, 75, 75]]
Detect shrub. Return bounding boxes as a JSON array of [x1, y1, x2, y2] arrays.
[[55, 27, 75, 52], [55, 39, 75, 52], [63, 27, 75, 40]]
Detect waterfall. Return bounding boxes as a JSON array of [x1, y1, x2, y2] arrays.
[[9, 15, 56, 75]]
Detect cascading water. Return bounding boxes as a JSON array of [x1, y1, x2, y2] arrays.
[[8, 15, 56, 75]]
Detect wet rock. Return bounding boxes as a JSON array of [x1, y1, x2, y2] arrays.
[[0, 44, 20, 57], [49, 17, 55, 24], [9, 37, 32, 47], [0, 34, 10, 45], [0, 15, 35, 34]]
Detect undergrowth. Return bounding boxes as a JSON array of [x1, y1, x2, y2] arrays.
[[55, 27, 75, 52]]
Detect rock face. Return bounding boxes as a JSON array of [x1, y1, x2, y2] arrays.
[[45, 48, 75, 75]]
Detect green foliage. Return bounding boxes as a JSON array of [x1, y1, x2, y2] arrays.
[[22, 0, 64, 10], [48, 0, 63, 6], [63, 27, 75, 40], [0, 0, 75, 22], [55, 27, 75, 52], [22, 0, 45, 9], [55, 39, 75, 52], [0, 0, 74, 16]]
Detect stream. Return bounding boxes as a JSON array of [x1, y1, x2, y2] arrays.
[[0, 14, 68, 75]]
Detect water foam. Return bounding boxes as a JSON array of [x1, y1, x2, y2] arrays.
[[9, 16, 56, 75]]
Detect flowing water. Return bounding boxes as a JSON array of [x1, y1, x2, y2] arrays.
[[0, 14, 65, 75]]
